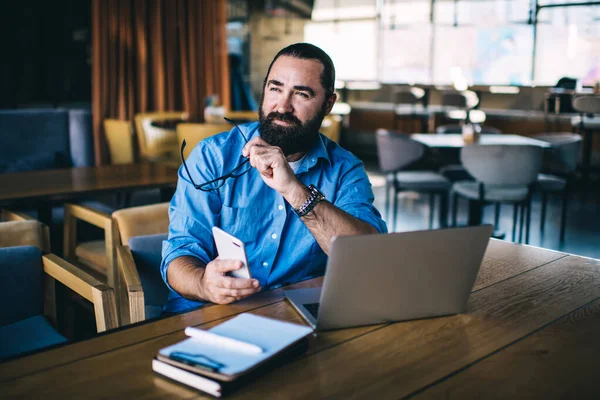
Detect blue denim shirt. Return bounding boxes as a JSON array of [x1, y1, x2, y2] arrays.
[[161, 121, 387, 313]]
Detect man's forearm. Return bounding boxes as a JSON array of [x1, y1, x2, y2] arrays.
[[166, 256, 207, 301], [284, 184, 377, 255]]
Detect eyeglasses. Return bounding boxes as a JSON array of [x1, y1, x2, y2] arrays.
[[180, 117, 252, 192]]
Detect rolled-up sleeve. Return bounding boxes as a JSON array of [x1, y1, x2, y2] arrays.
[[333, 160, 388, 234], [160, 142, 223, 291]]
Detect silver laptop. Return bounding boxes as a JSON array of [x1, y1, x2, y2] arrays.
[[285, 225, 493, 331]]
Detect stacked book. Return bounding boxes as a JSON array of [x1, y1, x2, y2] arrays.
[[152, 313, 313, 397]]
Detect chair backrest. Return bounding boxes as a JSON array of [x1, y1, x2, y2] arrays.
[[375, 129, 425, 173], [128, 233, 169, 318], [533, 133, 582, 174], [133, 111, 189, 161], [176, 123, 229, 160], [572, 95, 600, 115], [0, 219, 50, 252], [320, 115, 342, 143], [112, 202, 170, 246], [461, 145, 543, 186], [0, 246, 44, 326], [441, 90, 479, 109], [104, 119, 135, 164]]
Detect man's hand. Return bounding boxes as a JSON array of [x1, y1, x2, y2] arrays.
[[242, 137, 300, 197], [200, 259, 261, 304]]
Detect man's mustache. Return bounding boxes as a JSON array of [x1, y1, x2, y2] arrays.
[[266, 111, 301, 126]]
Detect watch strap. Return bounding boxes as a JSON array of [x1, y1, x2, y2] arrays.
[[293, 184, 325, 217]]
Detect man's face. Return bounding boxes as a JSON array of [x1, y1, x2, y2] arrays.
[[259, 55, 335, 156]]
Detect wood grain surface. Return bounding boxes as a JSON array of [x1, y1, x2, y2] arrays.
[[0, 163, 178, 204], [1, 248, 596, 400]]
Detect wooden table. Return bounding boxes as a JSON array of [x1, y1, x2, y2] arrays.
[[2, 240, 599, 398], [0, 163, 179, 224]]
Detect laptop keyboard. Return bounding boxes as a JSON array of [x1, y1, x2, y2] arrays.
[[303, 303, 320, 319]]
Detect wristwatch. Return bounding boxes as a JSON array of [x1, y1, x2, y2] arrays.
[[293, 184, 325, 218]]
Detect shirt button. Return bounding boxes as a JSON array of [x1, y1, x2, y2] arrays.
[[262, 262, 269, 267], [278, 205, 284, 211], [271, 233, 277, 240]]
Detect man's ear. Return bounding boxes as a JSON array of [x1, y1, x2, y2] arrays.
[[324, 93, 337, 116]]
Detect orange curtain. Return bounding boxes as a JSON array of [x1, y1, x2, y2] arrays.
[[91, 0, 230, 165]]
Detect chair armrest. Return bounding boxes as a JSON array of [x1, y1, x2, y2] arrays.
[[63, 203, 117, 287], [116, 245, 145, 325], [42, 254, 118, 332]]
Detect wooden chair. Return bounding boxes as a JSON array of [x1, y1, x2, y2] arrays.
[[320, 115, 342, 143], [0, 218, 117, 360], [112, 203, 170, 325], [133, 111, 189, 162], [104, 119, 135, 164], [63, 202, 170, 290], [0, 209, 51, 252], [176, 123, 230, 160]]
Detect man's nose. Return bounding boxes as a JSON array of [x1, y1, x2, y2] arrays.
[[276, 94, 293, 114]]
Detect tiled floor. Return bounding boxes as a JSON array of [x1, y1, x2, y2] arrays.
[[366, 168, 600, 260]]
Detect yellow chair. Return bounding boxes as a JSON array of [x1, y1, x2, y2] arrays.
[[104, 119, 135, 164], [177, 123, 230, 159], [133, 111, 189, 162], [320, 115, 342, 143]]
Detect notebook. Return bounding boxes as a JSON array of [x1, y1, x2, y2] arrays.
[[153, 313, 313, 396]]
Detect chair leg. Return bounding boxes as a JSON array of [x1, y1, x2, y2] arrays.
[[452, 192, 458, 227], [512, 204, 518, 242], [392, 189, 398, 232], [494, 203, 501, 230], [384, 181, 390, 222], [525, 194, 533, 245], [540, 192, 547, 236], [439, 192, 449, 228], [519, 204, 526, 244], [429, 193, 435, 229], [559, 189, 569, 243]]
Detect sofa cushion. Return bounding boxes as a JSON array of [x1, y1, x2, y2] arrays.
[[0, 315, 67, 361], [68, 109, 94, 167], [129, 233, 169, 309], [0, 246, 43, 326]]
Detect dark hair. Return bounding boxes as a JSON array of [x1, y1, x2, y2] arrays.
[[263, 43, 336, 98]]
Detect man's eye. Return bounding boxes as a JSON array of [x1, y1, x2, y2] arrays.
[[296, 92, 309, 98], [270, 87, 281, 92]]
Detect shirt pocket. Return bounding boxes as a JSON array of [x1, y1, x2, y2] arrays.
[[219, 204, 261, 246]]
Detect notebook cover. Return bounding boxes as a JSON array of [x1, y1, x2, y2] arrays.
[[157, 313, 313, 382]]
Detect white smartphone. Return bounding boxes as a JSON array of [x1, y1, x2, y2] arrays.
[[212, 226, 252, 279]]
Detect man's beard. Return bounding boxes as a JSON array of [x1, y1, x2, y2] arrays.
[[258, 103, 326, 156]]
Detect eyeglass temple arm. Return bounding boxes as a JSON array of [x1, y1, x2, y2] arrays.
[[223, 117, 249, 143], [180, 139, 202, 189]]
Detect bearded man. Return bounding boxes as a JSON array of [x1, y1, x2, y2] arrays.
[[161, 43, 387, 313]]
